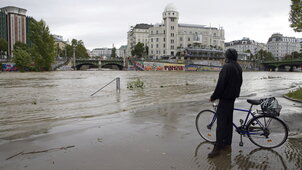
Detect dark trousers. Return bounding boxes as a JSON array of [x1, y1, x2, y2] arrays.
[[215, 99, 235, 149]]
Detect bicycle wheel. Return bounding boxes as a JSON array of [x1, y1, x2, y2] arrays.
[[247, 115, 288, 148], [195, 110, 216, 143]]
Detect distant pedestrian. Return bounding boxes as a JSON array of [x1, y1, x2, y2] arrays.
[[208, 48, 243, 158]]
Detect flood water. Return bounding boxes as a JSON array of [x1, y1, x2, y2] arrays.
[[0, 71, 301, 169]]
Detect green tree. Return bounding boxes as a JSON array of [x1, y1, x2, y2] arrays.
[[111, 47, 117, 58], [29, 19, 55, 71], [289, 0, 302, 32], [131, 42, 145, 58], [65, 39, 89, 59], [0, 38, 8, 58], [255, 49, 275, 62], [13, 48, 33, 72]]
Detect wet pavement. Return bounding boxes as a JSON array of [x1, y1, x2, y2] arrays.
[[0, 71, 301, 169]]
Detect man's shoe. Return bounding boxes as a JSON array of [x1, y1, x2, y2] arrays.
[[208, 146, 221, 158]]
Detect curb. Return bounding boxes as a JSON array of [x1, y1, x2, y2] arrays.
[[283, 94, 302, 103]]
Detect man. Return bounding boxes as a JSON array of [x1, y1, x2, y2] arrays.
[[208, 48, 243, 158]]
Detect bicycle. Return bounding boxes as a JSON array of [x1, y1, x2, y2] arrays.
[[195, 98, 289, 148]]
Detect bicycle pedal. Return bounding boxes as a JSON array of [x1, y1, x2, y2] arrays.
[[239, 142, 243, 146]]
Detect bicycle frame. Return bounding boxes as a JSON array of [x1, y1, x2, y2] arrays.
[[209, 104, 267, 136]]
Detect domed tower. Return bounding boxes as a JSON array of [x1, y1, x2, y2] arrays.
[[162, 3, 179, 56]]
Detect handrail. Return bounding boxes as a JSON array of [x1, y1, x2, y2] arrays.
[[90, 77, 120, 96]]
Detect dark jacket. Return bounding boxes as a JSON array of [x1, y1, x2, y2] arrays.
[[210, 60, 242, 101]]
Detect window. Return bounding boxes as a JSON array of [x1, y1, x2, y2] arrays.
[[163, 38, 166, 42], [171, 18, 175, 22], [151, 38, 153, 42], [164, 30, 165, 34], [188, 37, 190, 41], [171, 45, 174, 49], [180, 37, 183, 41], [156, 30, 158, 34], [163, 44, 166, 48], [171, 33, 174, 37], [156, 44, 159, 48], [151, 44, 153, 48], [171, 39, 174, 43], [171, 26, 174, 30]]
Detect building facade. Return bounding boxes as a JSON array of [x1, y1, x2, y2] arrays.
[[91, 48, 112, 59], [267, 33, 301, 60], [225, 37, 267, 55], [127, 4, 225, 59], [126, 24, 152, 57], [0, 6, 27, 58], [118, 45, 127, 58]]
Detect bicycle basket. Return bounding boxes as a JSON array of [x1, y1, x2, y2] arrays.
[[260, 97, 282, 116]]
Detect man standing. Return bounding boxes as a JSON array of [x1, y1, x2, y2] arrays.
[[208, 48, 243, 158]]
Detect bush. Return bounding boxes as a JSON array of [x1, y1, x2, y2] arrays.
[[13, 48, 33, 72], [127, 79, 144, 89]]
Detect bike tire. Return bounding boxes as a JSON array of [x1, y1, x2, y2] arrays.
[[247, 115, 288, 148], [195, 110, 216, 143]]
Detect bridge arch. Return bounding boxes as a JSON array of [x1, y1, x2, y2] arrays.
[[76, 63, 99, 70], [101, 62, 124, 70]]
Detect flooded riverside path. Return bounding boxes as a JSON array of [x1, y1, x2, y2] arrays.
[[0, 71, 301, 169]]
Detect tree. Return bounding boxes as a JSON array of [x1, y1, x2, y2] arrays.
[[29, 19, 55, 71], [13, 48, 33, 72], [0, 38, 8, 58], [111, 47, 117, 58], [255, 49, 275, 62], [289, 0, 302, 32], [131, 42, 145, 58], [65, 39, 89, 59]]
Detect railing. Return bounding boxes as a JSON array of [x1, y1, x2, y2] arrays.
[[90, 77, 120, 96]]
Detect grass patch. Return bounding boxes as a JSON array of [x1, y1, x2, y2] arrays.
[[287, 88, 302, 101]]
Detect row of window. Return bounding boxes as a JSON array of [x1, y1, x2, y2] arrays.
[[149, 30, 218, 36]]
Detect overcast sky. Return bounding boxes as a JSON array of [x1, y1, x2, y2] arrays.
[[0, 0, 300, 50]]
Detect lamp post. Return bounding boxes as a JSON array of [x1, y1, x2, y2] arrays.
[[73, 46, 76, 70]]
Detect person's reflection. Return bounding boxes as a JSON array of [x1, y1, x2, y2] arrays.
[[207, 146, 232, 170], [194, 142, 232, 170]]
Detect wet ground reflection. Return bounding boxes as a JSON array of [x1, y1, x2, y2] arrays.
[[193, 140, 302, 170]]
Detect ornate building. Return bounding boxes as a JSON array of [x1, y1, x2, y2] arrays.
[[225, 37, 267, 55], [127, 4, 225, 59], [267, 33, 301, 60]]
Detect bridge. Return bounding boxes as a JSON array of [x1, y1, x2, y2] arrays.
[[75, 58, 124, 70], [261, 59, 302, 71]]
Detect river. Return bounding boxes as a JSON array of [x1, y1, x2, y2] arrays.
[[0, 71, 302, 169], [0, 71, 301, 143]]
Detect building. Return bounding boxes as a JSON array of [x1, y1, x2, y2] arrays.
[[225, 37, 267, 55], [267, 33, 301, 60], [118, 45, 127, 58], [91, 48, 112, 59], [126, 24, 153, 57], [52, 34, 68, 50], [0, 6, 28, 58], [127, 4, 225, 59]]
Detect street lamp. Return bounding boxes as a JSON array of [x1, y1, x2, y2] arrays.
[[73, 46, 76, 70]]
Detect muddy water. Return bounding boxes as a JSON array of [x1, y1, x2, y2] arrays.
[[0, 71, 301, 169]]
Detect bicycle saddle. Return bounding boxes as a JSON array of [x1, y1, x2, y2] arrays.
[[247, 99, 262, 105]]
